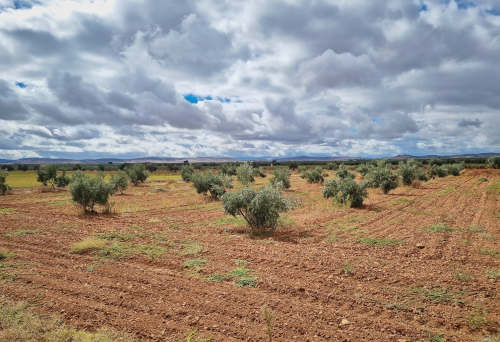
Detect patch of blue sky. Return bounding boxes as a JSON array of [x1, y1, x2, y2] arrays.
[[15, 81, 27, 88], [184, 93, 232, 104]]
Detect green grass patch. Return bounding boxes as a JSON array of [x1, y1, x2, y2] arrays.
[[70, 238, 166, 259], [455, 272, 472, 282], [409, 287, 461, 304], [95, 232, 145, 241], [181, 243, 204, 256], [6, 229, 38, 237], [184, 258, 208, 268], [479, 249, 499, 257], [485, 269, 500, 279], [357, 237, 400, 246], [486, 182, 500, 196], [0, 248, 15, 260], [215, 216, 246, 227], [234, 259, 248, 266], [424, 224, 455, 233], [70, 238, 107, 254], [0, 208, 15, 215], [0, 298, 135, 341], [227, 266, 257, 288], [205, 273, 227, 282], [465, 225, 486, 233]]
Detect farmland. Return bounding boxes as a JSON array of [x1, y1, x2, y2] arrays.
[[0, 168, 499, 341]]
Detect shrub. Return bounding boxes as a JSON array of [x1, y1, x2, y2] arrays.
[[270, 167, 291, 189], [398, 160, 418, 186], [236, 162, 255, 185], [109, 171, 129, 194], [37, 164, 69, 189], [487, 156, 500, 169], [254, 167, 267, 178], [356, 164, 371, 176], [220, 164, 237, 176], [181, 165, 194, 181], [429, 165, 448, 178], [146, 164, 157, 173], [0, 171, 11, 195], [192, 172, 233, 200], [126, 164, 148, 185], [336, 164, 355, 179], [326, 162, 338, 170], [302, 167, 326, 183], [69, 171, 115, 213], [416, 169, 428, 181], [222, 185, 297, 231], [365, 166, 398, 194], [322, 178, 368, 208], [444, 162, 464, 176], [289, 161, 298, 170]]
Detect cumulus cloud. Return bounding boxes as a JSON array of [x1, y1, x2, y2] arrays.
[[0, 0, 499, 159]]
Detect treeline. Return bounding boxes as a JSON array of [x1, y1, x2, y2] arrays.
[[1, 156, 498, 173]]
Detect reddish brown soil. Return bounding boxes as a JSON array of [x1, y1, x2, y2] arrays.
[[0, 169, 499, 341]]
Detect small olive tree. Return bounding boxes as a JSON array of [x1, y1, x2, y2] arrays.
[[220, 164, 237, 176], [127, 164, 148, 185], [222, 185, 297, 231], [181, 165, 194, 181], [336, 164, 355, 180], [302, 167, 327, 183], [109, 171, 129, 194], [356, 164, 371, 176], [398, 160, 418, 186], [37, 165, 70, 189], [254, 167, 267, 178], [270, 167, 291, 189], [192, 172, 233, 200], [429, 165, 447, 178], [236, 162, 255, 185], [69, 171, 115, 213], [322, 178, 368, 208], [0, 171, 11, 195], [365, 165, 398, 194]]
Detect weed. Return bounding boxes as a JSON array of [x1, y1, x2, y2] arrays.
[[465, 225, 486, 233], [410, 287, 458, 304], [357, 237, 400, 246], [87, 264, 95, 273], [342, 263, 353, 275], [424, 224, 455, 233], [478, 177, 488, 182], [0, 208, 15, 215], [455, 272, 472, 282], [70, 238, 107, 254], [181, 243, 204, 256], [324, 232, 339, 243], [468, 308, 487, 329], [0, 248, 14, 260], [135, 244, 166, 259], [0, 298, 134, 341], [485, 269, 500, 279], [479, 249, 499, 257], [96, 232, 144, 241], [428, 333, 446, 342], [205, 273, 226, 282], [179, 328, 212, 342], [234, 259, 248, 266], [261, 305, 274, 342], [184, 259, 208, 268], [228, 266, 257, 288], [6, 229, 38, 237]]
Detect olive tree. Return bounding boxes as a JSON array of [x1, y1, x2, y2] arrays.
[[322, 178, 368, 208], [236, 162, 255, 185], [181, 165, 194, 181], [109, 171, 129, 194], [365, 165, 398, 194], [302, 167, 327, 183], [222, 185, 297, 231], [270, 167, 291, 189], [192, 172, 233, 200], [69, 171, 115, 213], [37, 164, 70, 189], [336, 164, 355, 180], [127, 164, 148, 185]]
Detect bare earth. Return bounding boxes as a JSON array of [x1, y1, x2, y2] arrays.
[[0, 169, 499, 341]]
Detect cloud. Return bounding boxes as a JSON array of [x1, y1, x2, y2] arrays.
[[0, 0, 499, 159]]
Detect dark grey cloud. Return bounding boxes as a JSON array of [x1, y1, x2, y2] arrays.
[[0, 79, 28, 120], [458, 118, 482, 128]]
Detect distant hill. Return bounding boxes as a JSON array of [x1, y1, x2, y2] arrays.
[[0, 153, 498, 164]]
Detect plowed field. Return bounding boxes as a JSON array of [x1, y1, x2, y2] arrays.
[[1, 169, 499, 341]]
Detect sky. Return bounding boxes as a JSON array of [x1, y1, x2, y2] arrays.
[[0, 0, 499, 160]]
